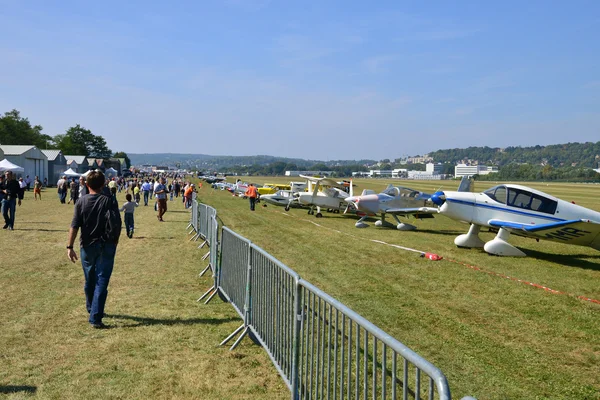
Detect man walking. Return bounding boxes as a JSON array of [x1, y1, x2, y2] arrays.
[[155, 177, 168, 221], [66, 170, 121, 329], [1, 171, 24, 230], [141, 180, 151, 206], [245, 183, 258, 211]]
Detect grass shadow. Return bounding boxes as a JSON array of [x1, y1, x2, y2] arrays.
[[521, 249, 600, 271], [13, 228, 66, 232], [0, 385, 37, 394], [106, 314, 239, 328], [131, 236, 175, 240]]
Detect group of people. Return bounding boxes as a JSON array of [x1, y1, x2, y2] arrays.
[[57, 176, 88, 204], [2, 168, 198, 329], [64, 171, 200, 328]]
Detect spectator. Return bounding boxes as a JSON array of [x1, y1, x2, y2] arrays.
[[33, 176, 42, 201], [1, 171, 24, 230], [66, 170, 121, 329], [155, 177, 168, 221], [245, 183, 258, 211], [119, 193, 138, 238]]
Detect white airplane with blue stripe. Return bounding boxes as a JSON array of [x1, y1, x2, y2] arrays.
[[430, 183, 600, 256]]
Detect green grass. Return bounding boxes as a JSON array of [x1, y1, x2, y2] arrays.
[[0, 189, 288, 399], [1, 179, 599, 399], [200, 177, 600, 400]]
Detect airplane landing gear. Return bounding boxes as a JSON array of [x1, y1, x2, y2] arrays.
[[355, 216, 369, 228], [391, 214, 415, 230], [454, 224, 485, 248], [484, 228, 526, 257], [316, 213, 323, 218]]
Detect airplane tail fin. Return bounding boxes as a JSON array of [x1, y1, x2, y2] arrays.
[[457, 176, 474, 192]]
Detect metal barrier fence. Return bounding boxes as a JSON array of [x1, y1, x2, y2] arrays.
[[190, 202, 476, 400], [187, 199, 198, 236]]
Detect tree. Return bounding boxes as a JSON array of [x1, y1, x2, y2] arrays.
[[113, 151, 131, 169], [0, 109, 53, 148], [54, 124, 112, 158]]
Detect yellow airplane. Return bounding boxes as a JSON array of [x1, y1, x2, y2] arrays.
[[257, 183, 292, 196]]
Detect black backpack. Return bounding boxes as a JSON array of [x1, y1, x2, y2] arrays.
[[100, 195, 122, 243]]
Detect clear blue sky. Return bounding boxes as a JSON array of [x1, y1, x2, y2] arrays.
[[1, 1, 598, 160]]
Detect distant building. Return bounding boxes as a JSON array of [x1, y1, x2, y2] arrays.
[[0, 145, 48, 181], [368, 170, 393, 178], [455, 164, 498, 178], [41, 149, 67, 185], [392, 169, 407, 178], [426, 163, 444, 174], [285, 170, 333, 177], [407, 155, 433, 164], [64, 155, 90, 174]]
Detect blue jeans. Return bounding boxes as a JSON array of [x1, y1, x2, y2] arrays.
[[143, 190, 149, 205], [2, 198, 16, 228], [80, 242, 117, 324], [124, 213, 134, 236]]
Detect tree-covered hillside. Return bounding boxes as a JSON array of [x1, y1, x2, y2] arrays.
[[430, 142, 600, 168]]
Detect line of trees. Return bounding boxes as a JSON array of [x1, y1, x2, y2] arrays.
[[0, 109, 129, 167], [476, 163, 600, 182]]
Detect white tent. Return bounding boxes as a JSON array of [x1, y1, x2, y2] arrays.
[[0, 159, 25, 173], [82, 170, 92, 177], [62, 168, 81, 177], [105, 167, 118, 179]]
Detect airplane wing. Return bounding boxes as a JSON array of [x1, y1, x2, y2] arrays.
[[488, 219, 600, 249], [385, 207, 439, 219], [299, 175, 344, 188]]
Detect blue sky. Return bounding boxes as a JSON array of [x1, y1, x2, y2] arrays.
[[1, 1, 598, 160]]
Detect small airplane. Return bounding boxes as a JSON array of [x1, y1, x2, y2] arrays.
[[431, 183, 600, 256], [260, 181, 308, 207], [257, 183, 292, 196], [345, 177, 473, 230], [285, 175, 353, 217], [202, 176, 226, 184], [261, 189, 300, 207]]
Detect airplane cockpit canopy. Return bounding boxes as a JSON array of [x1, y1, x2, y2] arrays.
[[382, 186, 400, 196], [484, 185, 557, 214]]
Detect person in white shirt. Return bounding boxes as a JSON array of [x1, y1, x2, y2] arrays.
[[79, 177, 87, 198]]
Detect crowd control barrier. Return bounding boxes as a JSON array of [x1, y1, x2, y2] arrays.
[[187, 199, 198, 236], [189, 202, 476, 400]]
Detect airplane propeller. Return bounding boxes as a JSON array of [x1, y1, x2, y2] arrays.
[[431, 191, 446, 206]]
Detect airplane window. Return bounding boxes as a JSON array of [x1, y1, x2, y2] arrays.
[[506, 189, 557, 214], [484, 186, 506, 203]]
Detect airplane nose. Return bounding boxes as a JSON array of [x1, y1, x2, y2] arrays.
[[431, 191, 446, 206]]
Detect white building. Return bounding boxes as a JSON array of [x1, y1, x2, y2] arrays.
[[0, 145, 48, 181], [454, 164, 498, 178], [392, 169, 408, 178], [368, 170, 393, 178], [426, 163, 444, 174], [285, 170, 333, 177]]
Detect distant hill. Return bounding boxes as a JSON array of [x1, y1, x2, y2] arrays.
[[129, 153, 376, 171], [130, 142, 600, 172], [429, 142, 600, 168]]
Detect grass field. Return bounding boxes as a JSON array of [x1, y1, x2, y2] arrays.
[[199, 177, 599, 400], [0, 187, 288, 399], [1, 178, 599, 399]]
